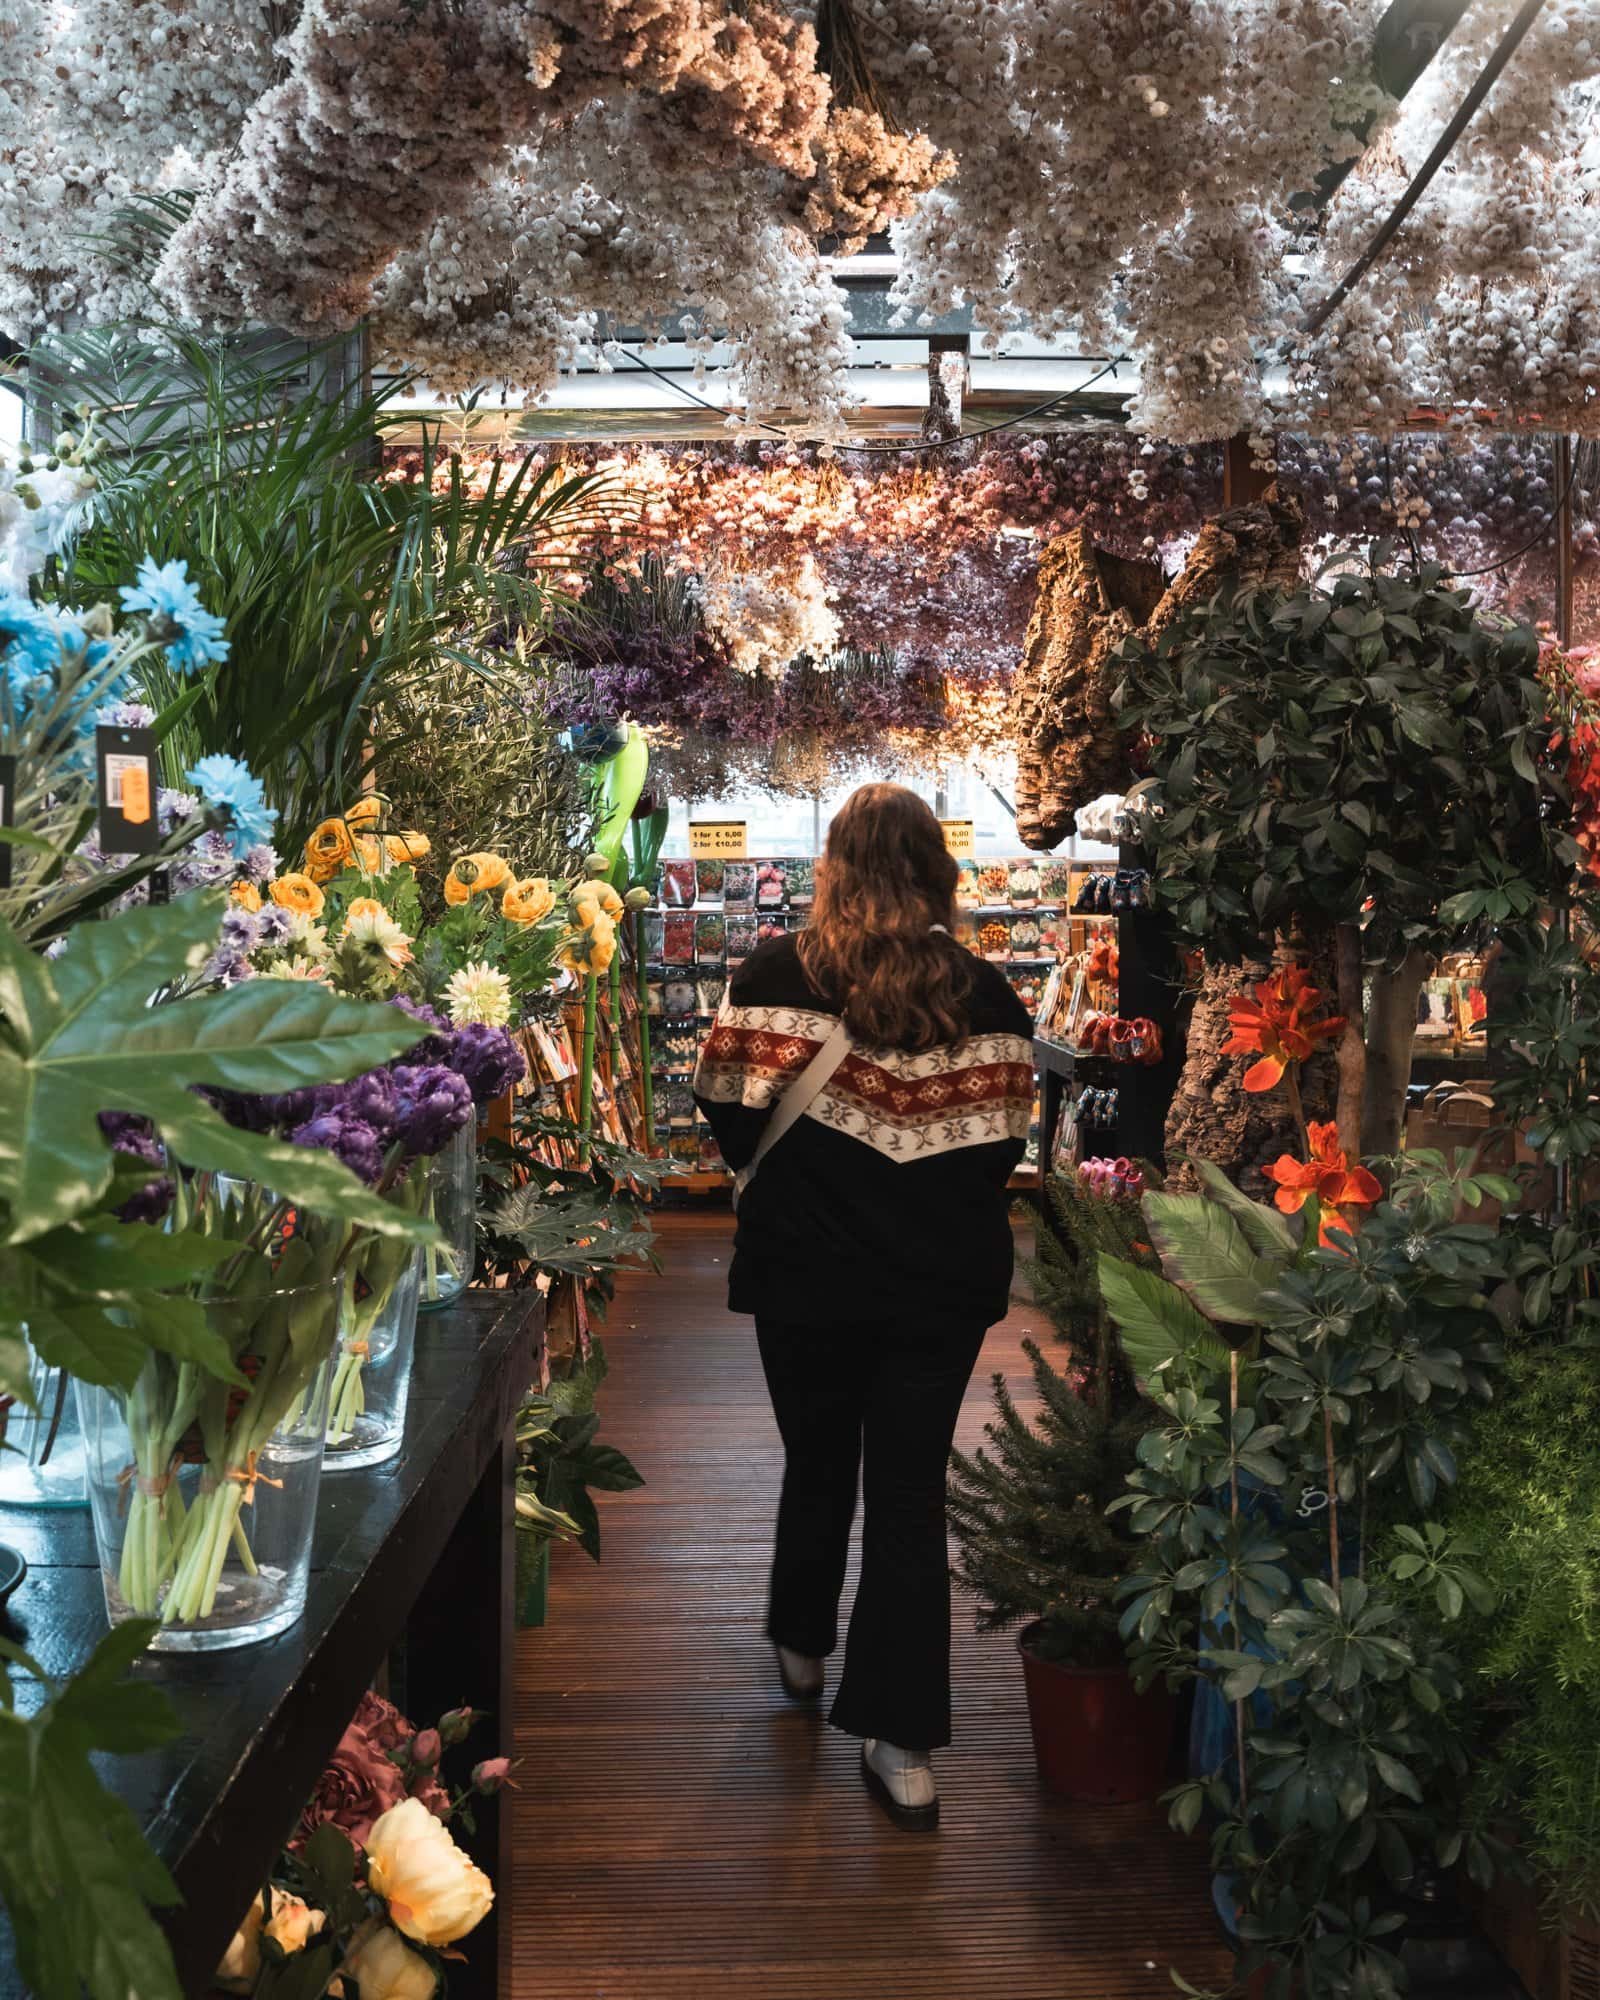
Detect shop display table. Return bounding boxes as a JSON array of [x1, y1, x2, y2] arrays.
[[0, 1288, 544, 2000]]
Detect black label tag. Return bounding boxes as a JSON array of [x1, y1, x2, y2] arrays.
[[95, 725, 160, 855], [0, 754, 14, 890], [146, 868, 171, 905]]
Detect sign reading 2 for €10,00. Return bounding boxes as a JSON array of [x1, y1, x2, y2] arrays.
[[689, 821, 748, 860]]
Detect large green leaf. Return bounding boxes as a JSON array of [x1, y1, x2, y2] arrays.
[[1141, 1190, 1282, 1326], [1097, 1253, 1236, 1384], [0, 898, 437, 1244], [1188, 1156, 1299, 1258]]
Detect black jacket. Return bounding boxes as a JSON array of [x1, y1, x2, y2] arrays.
[[692, 933, 1034, 1328]]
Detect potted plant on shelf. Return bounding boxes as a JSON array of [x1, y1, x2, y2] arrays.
[[948, 1169, 1178, 1802]]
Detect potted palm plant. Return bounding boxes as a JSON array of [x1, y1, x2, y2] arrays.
[[948, 1172, 1177, 1802]]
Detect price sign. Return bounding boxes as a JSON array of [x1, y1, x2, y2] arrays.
[[689, 820, 747, 860], [940, 819, 975, 860]]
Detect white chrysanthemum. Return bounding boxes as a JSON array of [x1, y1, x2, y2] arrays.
[[259, 958, 331, 982], [444, 959, 513, 1028], [285, 914, 331, 960], [343, 904, 414, 970]]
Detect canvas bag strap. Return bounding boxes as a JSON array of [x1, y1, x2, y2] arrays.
[[733, 1018, 852, 1209]]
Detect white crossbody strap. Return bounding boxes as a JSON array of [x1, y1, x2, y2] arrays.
[[733, 1018, 852, 1209]]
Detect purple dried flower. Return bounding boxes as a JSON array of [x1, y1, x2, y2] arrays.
[[256, 906, 294, 946], [195, 1087, 280, 1133], [391, 1063, 473, 1158], [449, 1024, 527, 1108], [289, 1110, 386, 1185]]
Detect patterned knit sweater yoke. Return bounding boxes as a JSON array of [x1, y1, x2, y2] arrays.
[[692, 933, 1035, 1329]]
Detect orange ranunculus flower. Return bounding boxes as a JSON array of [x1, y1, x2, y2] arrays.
[[345, 896, 386, 924], [351, 834, 384, 875], [444, 852, 511, 904], [303, 817, 355, 883], [502, 876, 558, 926], [386, 831, 430, 865], [229, 881, 262, 912], [559, 909, 617, 976], [572, 880, 624, 925], [269, 873, 325, 918], [342, 795, 383, 829], [1222, 964, 1346, 1092], [1265, 1120, 1382, 1246]]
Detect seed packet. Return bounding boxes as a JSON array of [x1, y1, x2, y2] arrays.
[[658, 1023, 699, 1072], [978, 861, 1011, 904], [663, 977, 697, 1017], [697, 1131, 725, 1173], [663, 912, 696, 964], [641, 912, 665, 960], [756, 861, 787, 908], [1009, 861, 1041, 908], [1039, 859, 1074, 904], [661, 859, 698, 908], [1009, 915, 1044, 956], [656, 1080, 696, 1128], [758, 916, 788, 944], [645, 979, 667, 1017], [726, 913, 759, 962], [783, 858, 815, 906], [977, 916, 1011, 962], [695, 859, 725, 903], [696, 975, 726, 1016], [695, 913, 726, 963], [1038, 913, 1067, 956], [956, 860, 982, 908], [668, 1132, 701, 1166], [1008, 971, 1042, 1013], [722, 861, 756, 909]]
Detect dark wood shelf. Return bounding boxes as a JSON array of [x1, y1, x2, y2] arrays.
[[0, 1288, 544, 2000]]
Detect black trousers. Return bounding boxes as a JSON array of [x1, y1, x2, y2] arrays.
[[755, 1313, 988, 1752]]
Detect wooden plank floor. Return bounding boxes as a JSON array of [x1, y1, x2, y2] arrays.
[[510, 1212, 1232, 1998]]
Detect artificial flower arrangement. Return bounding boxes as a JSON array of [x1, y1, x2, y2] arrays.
[[215, 1691, 509, 2000]]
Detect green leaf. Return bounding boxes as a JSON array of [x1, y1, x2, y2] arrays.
[[1097, 1253, 1236, 1382], [1141, 1192, 1281, 1326], [574, 1443, 645, 1493], [0, 897, 438, 1245], [1187, 1158, 1297, 1257]]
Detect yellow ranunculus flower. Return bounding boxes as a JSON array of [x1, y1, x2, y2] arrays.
[[342, 795, 383, 829], [560, 908, 617, 977], [444, 851, 511, 903], [345, 896, 386, 924], [502, 876, 557, 927], [340, 1923, 438, 2000], [304, 818, 355, 882], [352, 834, 384, 875], [229, 881, 262, 912], [365, 1798, 494, 1949], [386, 831, 430, 865], [572, 880, 624, 924], [263, 1892, 326, 1954], [269, 873, 325, 918]]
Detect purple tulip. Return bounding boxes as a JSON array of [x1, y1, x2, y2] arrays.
[[449, 1024, 527, 1108], [289, 1110, 386, 1185], [389, 995, 452, 1064], [390, 1064, 473, 1158]]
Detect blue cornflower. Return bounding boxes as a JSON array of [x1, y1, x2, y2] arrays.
[[0, 590, 65, 683], [186, 752, 278, 860], [119, 557, 229, 673]]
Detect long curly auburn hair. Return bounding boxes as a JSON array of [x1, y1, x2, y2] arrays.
[[797, 783, 972, 1052]]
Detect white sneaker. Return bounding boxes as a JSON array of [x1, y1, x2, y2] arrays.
[[774, 1644, 824, 1700], [861, 1738, 940, 1830]]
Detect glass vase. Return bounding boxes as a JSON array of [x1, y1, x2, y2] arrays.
[[419, 1124, 476, 1311], [0, 1337, 87, 1508], [323, 1253, 421, 1472], [76, 1283, 339, 1652]]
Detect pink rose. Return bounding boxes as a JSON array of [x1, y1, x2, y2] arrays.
[[471, 1758, 514, 1795], [293, 1698, 410, 1853]]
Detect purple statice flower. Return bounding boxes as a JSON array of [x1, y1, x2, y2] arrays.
[[390, 1063, 473, 1158], [241, 841, 280, 885], [256, 905, 294, 947], [389, 995, 452, 1065], [96, 1110, 175, 1225], [289, 1109, 386, 1185], [449, 1023, 528, 1108]]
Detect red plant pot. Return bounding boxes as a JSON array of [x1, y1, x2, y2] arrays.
[[1017, 1622, 1178, 1804]]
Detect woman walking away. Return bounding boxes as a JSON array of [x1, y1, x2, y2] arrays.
[[692, 784, 1034, 1830]]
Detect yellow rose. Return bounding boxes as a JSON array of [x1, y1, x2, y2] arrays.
[[342, 795, 383, 829], [345, 896, 386, 924], [215, 1896, 264, 1989], [340, 1924, 438, 2000], [263, 1891, 326, 1954], [444, 852, 511, 902], [572, 881, 624, 924], [304, 818, 355, 882], [366, 1798, 494, 1948], [353, 834, 384, 875], [229, 881, 262, 912], [502, 876, 557, 927], [269, 873, 325, 918], [560, 908, 617, 977], [386, 831, 430, 865]]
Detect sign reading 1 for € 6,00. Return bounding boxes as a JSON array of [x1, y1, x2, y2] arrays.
[[689, 820, 748, 860], [940, 819, 975, 860]]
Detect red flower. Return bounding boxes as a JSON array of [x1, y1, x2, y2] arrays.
[[1264, 1121, 1382, 1246], [1223, 965, 1347, 1092]]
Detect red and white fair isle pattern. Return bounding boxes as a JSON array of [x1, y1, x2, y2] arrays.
[[695, 1004, 1034, 1162]]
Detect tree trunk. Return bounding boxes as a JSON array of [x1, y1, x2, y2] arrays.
[[1332, 921, 1367, 1163], [1359, 948, 1434, 1160]]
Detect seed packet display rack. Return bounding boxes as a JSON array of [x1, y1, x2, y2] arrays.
[[641, 854, 1126, 1191]]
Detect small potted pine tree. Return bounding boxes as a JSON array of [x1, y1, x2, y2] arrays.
[[948, 1171, 1178, 1802]]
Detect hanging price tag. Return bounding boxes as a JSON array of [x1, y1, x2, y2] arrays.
[[689, 820, 747, 860], [940, 818, 975, 860], [96, 724, 160, 855], [0, 754, 14, 890]]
